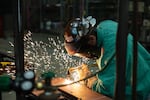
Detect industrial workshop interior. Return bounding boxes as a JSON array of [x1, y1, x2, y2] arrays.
[[0, 0, 150, 100]]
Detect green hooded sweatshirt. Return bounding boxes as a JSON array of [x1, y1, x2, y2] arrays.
[[92, 20, 150, 100]]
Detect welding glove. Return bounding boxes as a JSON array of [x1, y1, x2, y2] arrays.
[[67, 64, 90, 84], [75, 63, 98, 88], [86, 76, 97, 89]]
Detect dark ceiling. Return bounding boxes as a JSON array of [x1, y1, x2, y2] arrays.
[[0, 0, 13, 14]]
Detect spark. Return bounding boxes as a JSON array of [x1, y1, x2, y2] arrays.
[[7, 31, 90, 78]]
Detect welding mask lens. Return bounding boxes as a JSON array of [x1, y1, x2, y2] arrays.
[[65, 36, 100, 59], [75, 45, 100, 59]]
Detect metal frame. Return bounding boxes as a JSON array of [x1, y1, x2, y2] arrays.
[[115, 0, 138, 100], [13, 0, 24, 100]]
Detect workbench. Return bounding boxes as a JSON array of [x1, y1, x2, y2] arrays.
[[33, 80, 112, 100], [58, 83, 112, 100]]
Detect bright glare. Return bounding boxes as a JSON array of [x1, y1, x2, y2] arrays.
[[63, 79, 73, 85], [70, 71, 80, 81]]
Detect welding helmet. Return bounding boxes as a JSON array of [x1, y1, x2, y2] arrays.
[[64, 16, 100, 59]]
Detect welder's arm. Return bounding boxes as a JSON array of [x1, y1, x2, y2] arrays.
[[78, 64, 98, 88]]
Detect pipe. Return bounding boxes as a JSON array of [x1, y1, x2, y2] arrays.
[[80, 0, 84, 18], [73, 0, 80, 18], [13, 0, 24, 74], [13, 0, 24, 99], [114, 0, 128, 100], [132, 0, 139, 99]]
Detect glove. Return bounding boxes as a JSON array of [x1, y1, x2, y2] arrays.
[[86, 76, 97, 89], [68, 64, 97, 88], [77, 64, 97, 88], [68, 64, 91, 81]]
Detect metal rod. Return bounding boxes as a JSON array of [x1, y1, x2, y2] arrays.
[[80, 0, 84, 18], [13, 0, 24, 75], [73, 0, 80, 18], [0, 92, 2, 100], [114, 0, 128, 99], [13, 0, 24, 100], [132, 0, 138, 99]]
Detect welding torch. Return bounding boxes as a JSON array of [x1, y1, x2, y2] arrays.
[[54, 52, 116, 87]]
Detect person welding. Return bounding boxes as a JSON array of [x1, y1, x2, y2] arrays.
[[63, 16, 150, 100]]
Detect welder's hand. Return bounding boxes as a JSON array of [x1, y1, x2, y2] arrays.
[[86, 76, 97, 89], [67, 64, 92, 85], [68, 64, 91, 80], [78, 64, 97, 88], [79, 64, 91, 79]]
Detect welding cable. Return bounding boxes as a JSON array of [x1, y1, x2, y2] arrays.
[[55, 52, 116, 87], [132, 0, 139, 99]]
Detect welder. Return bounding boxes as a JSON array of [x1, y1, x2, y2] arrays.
[[64, 16, 150, 100]]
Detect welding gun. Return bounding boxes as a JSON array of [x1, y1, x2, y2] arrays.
[[67, 63, 97, 87]]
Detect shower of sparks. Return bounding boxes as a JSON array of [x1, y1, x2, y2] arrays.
[[14, 31, 90, 78]]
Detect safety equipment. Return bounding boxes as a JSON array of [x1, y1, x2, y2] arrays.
[[64, 16, 96, 43], [64, 35, 100, 59], [64, 16, 99, 59]]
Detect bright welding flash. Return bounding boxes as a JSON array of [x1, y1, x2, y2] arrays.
[[70, 70, 80, 81]]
